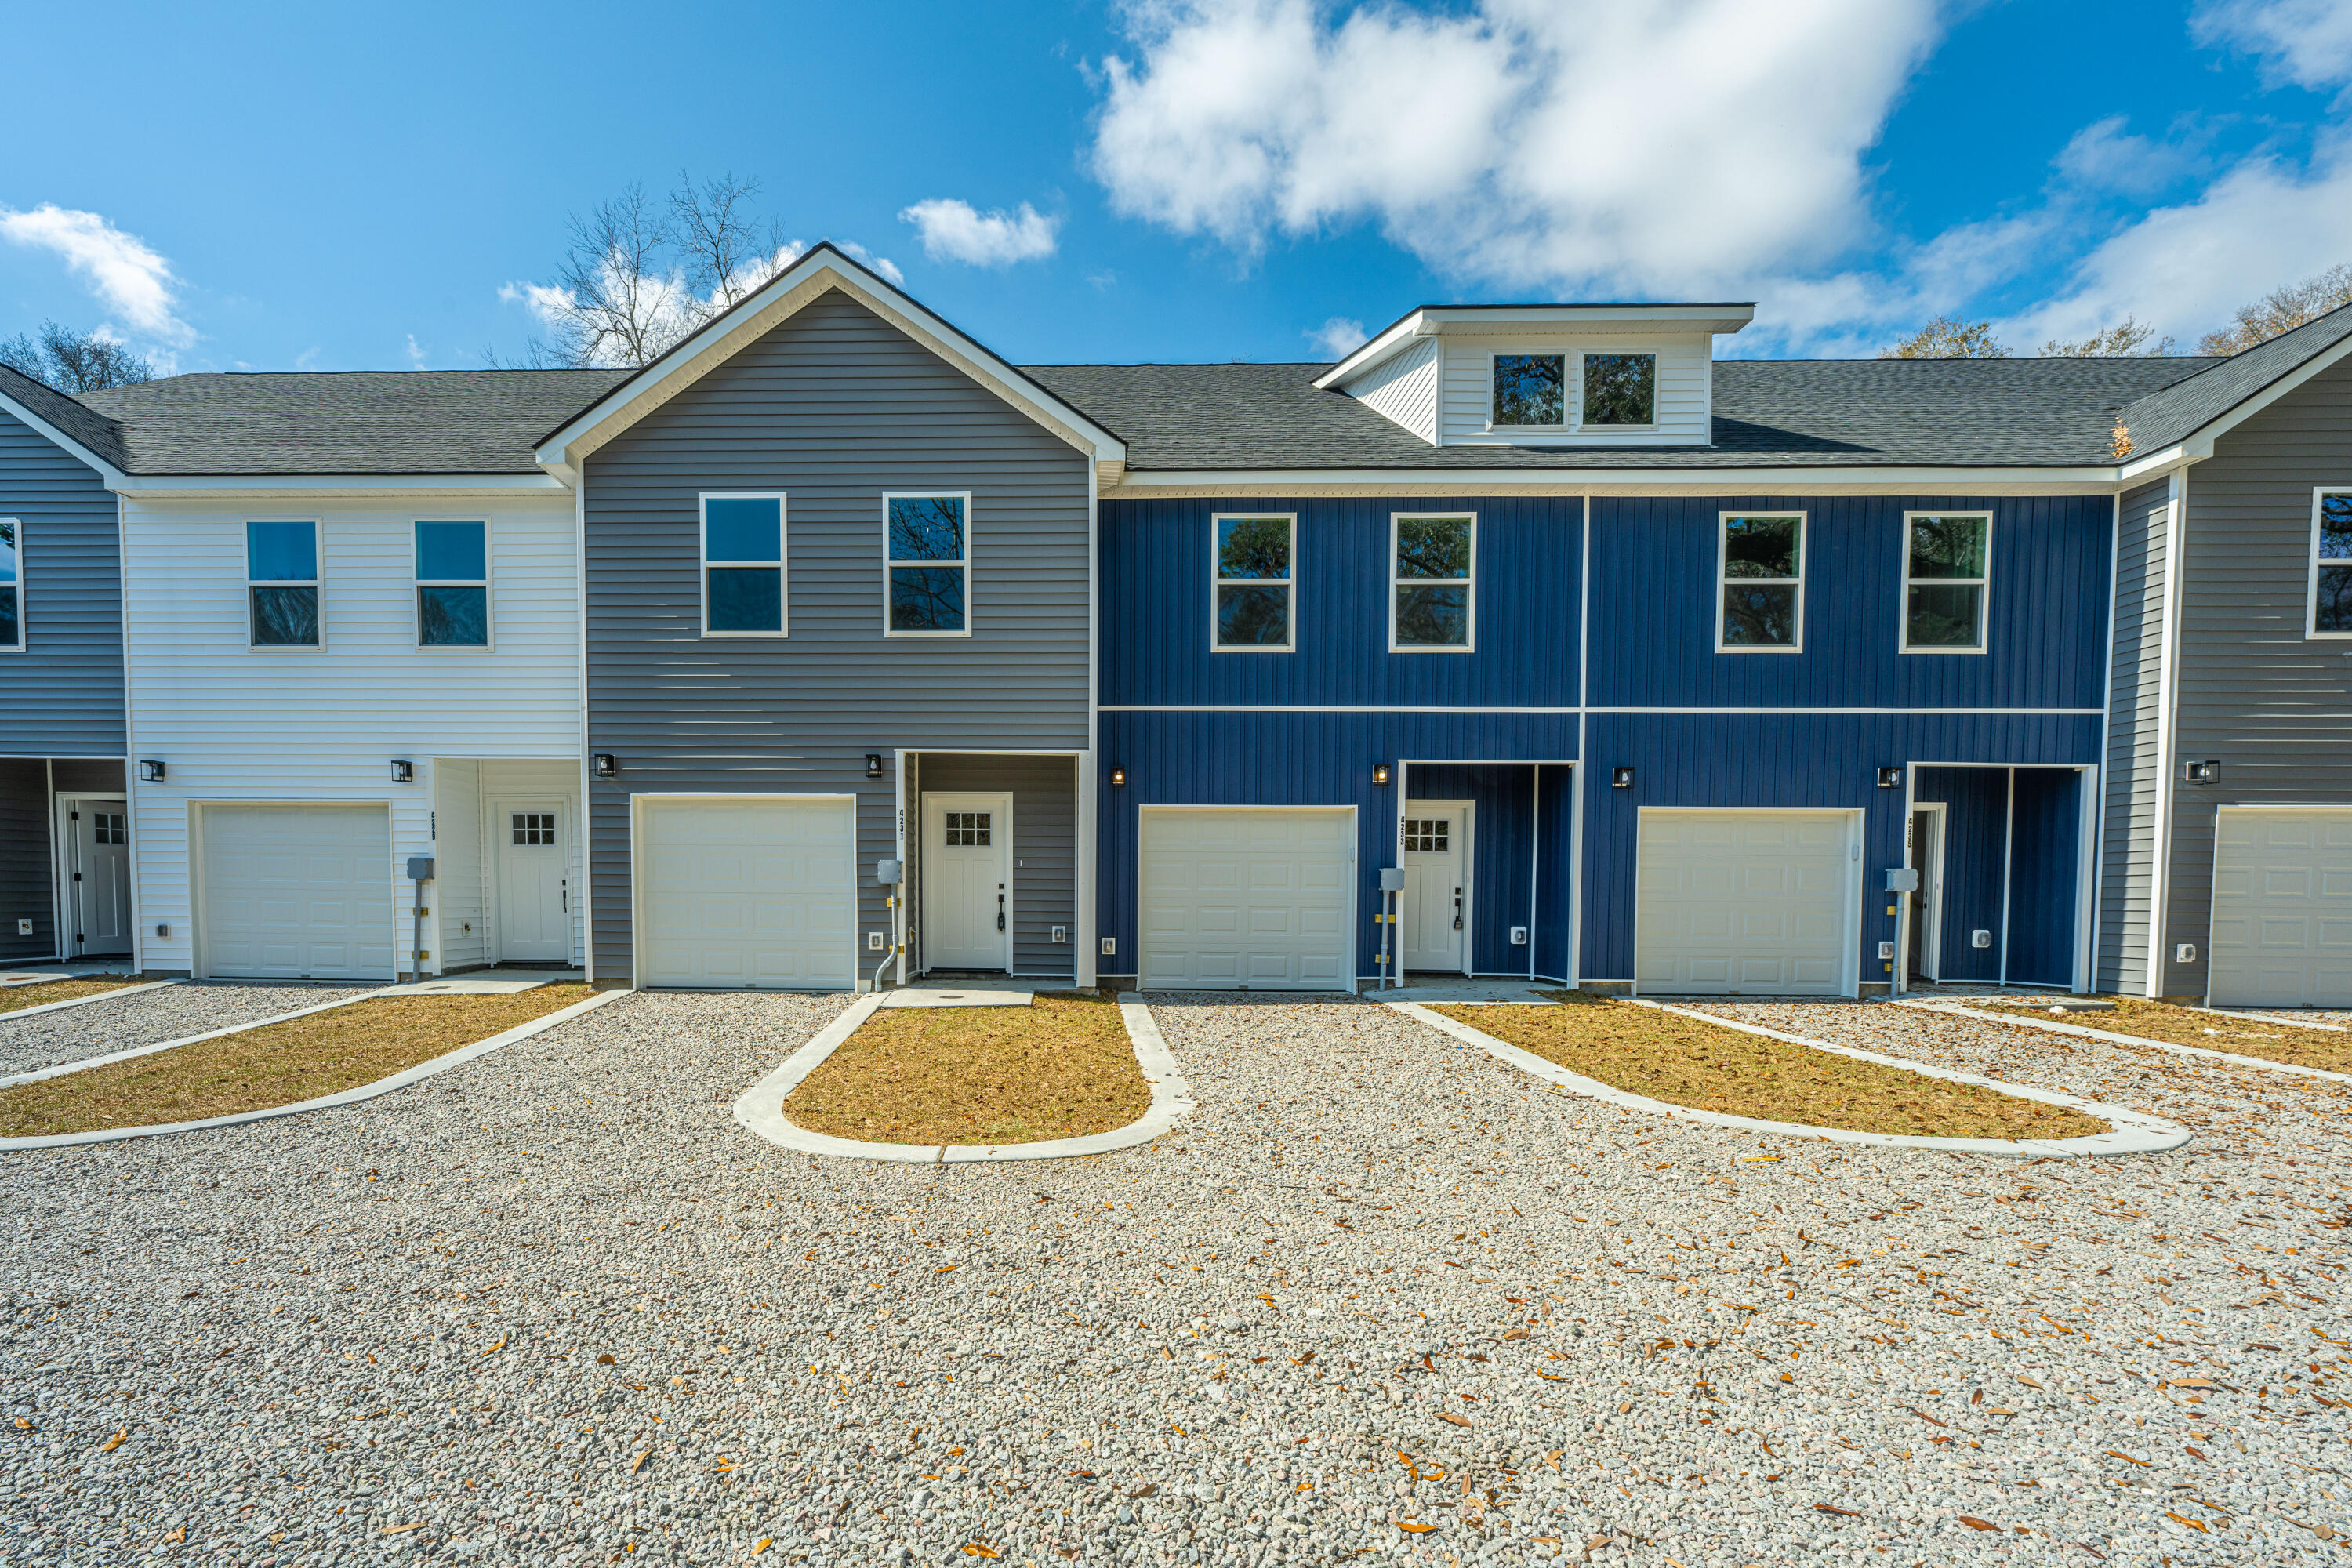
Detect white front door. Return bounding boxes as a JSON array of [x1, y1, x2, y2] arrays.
[[67, 798, 133, 957], [923, 792, 1011, 971], [1402, 804, 1468, 975], [495, 800, 570, 963], [2209, 808, 2352, 1008], [1635, 808, 1858, 996]]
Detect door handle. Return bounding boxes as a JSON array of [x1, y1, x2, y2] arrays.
[[1454, 887, 1463, 931]]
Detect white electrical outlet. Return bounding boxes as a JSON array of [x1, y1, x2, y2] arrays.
[[867, 931, 886, 952], [1051, 925, 1067, 944], [1100, 936, 1116, 956], [13, 918, 29, 936], [1508, 925, 1528, 946], [2175, 942, 2198, 964]]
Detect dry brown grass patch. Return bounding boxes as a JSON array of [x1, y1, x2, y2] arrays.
[[1977, 995, 2352, 1076], [0, 984, 593, 1138], [1432, 1000, 2110, 1140], [784, 992, 1150, 1145], [0, 975, 143, 1016]]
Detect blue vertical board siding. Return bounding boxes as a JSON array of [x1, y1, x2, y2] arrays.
[[1914, 767, 2011, 982], [1587, 495, 2111, 709], [1409, 764, 1536, 974], [1534, 764, 1576, 982], [1098, 495, 1581, 708], [2005, 768, 2082, 986]]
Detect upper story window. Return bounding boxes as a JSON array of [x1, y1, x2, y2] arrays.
[[1719, 513, 1804, 652], [1903, 513, 1991, 653], [0, 518, 19, 652], [884, 492, 969, 637], [2312, 491, 2352, 637], [1212, 514, 1294, 651], [1491, 355, 1565, 427], [1391, 514, 1475, 652], [247, 521, 320, 647], [416, 521, 488, 647], [1582, 354, 1656, 426], [702, 494, 786, 637]]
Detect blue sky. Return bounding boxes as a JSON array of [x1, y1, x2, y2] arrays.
[[5, 0, 2350, 374]]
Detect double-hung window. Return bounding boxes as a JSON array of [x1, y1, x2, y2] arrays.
[[1581, 353, 1656, 426], [247, 521, 320, 647], [1491, 355, 1565, 427], [1391, 514, 1475, 652], [884, 492, 968, 636], [1212, 513, 1294, 650], [1903, 513, 1991, 652], [0, 517, 20, 652], [702, 494, 786, 636], [1718, 513, 1804, 651], [2312, 490, 2352, 637], [415, 521, 488, 646]]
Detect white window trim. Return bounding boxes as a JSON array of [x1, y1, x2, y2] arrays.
[[1487, 352, 1568, 433], [0, 516, 23, 654], [1388, 511, 1477, 655], [2310, 486, 2352, 640], [1715, 510, 1806, 655], [1899, 510, 1994, 655], [245, 519, 323, 651], [699, 492, 788, 639], [1576, 350, 1660, 433], [412, 518, 493, 651], [880, 489, 973, 640], [1209, 511, 1296, 653]]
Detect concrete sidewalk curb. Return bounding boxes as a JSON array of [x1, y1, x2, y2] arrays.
[[1896, 997, 2352, 1084], [0, 987, 632, 1152], [0, 978, 183, 1021], [0, 988, 390, 1089], [1386, 998, 2191, 1160], [733, 996, 1196, 1163]]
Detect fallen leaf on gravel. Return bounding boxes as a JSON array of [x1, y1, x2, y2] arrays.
[[1958, 1517, 2000, 1531], [2165, 1512, 2209, 1533], [961, 1544, 999, 1559], [1813, 1504, 1860, 1517], [100, 1428, 126, 1453], [1396, 1521, 1435, 1534], [752, 1541, 770, 1555], [2105, 1451, 2151, 1467], [597, 1354, 615, 1365], [12, 1418, 27, 1430], [1436, 1412, 1471, 1428], [481, 1334, 505, 1356], [1129, 1484, 1157, 1499], [383, 1523, 424, 1535], [630, 1451, 649, 1475], [164, 1528, 183, 1544]]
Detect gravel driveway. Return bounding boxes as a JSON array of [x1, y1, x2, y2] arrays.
[[0, 982, 377, 1078], [2, 989, 2346, 1567]]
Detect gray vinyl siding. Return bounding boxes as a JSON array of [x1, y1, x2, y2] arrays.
[[0, 407, 125, 757], [911, 753, 1077, 978], [2160, 353, 2352, 998], [583, 289, 1092, 983], [2098, 479, 2171, 993], [0, 758, 56, 961]]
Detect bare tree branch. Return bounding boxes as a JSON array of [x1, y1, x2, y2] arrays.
[[0, 321, 154, 390]]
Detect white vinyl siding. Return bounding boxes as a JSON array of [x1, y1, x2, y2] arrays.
[[1439, 333, 1711, 445], [634, 795, 857, 988], [1635, 809, 1859, 996], [122, 492, 583, 978], [2208, 808, 2352, 1008], [197, 803, 397, 979], [1340, 335, 1440, 444], [1138, 808, 1355, 991]]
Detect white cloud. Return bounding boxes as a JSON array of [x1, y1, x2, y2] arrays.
[[2194, 0, 2352, 91], [836, 241, 905, 286], [2054, 115, 2206, 196], [1305, 315, 1367, 358], [898, 198, 1062, 266], [1087, 0, 1942, 295], [405, 334, 428, 369], [0, 203, 192, 346]]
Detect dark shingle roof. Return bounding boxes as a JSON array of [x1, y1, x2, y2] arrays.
[[0, 364, 129, 471], [1022, 356, 2220, 470], [76, 369, 627, 474], [2118, 298, 2352, 451]]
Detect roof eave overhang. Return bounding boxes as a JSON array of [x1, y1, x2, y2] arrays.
[[0, 388, 125, 487], [2144, 327, 2352, 457], [1109, 463, 2132, 497], [112, 471, 572, 499], [532, 246, 1126, 473]]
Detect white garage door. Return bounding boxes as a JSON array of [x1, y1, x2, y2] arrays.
[[200, 804, 396, 980], [637, 797, 856, 989], [1635, 809, 1857, 996], [1138, 808, 1355, 991], [2209, 808, 2352, 1008]]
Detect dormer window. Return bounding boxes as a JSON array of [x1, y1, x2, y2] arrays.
[[1582, 354, 1656, 426], [1491, 355, 1565, 427]]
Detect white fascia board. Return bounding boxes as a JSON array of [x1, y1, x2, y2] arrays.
[[534, 246, 1125, 470], [1312, 310, 1433, 390], [0, 389, 126, 486], [110, 472, 572, 498], [2114, 444, 2199, 487], [1112, 465, 2125, 497]]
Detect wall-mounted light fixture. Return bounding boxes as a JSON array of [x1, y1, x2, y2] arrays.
[[865, 753, 884, 779], [2183, 760, 2220, 784], [1372, 764, 1392, 787], [1611, 767, 1635, 789], [1877, 766, 1904, 789], [137, 759, 167, 783], [389, 760, 415, 784], [1109, 766, 1127, 788], [591, 753, 618, 779]]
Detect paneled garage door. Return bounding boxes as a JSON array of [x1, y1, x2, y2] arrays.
[[1138, 808, 1355, 991], [200, 804, 396, 980], [1635, 809, 1858, 996], [637, 796, 856, 989], [2209, 808, 2352, 1008]]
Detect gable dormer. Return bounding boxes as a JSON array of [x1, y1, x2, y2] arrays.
[[1316, 303, 1754, 448]]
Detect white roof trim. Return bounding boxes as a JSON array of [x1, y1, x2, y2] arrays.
[[1112, 464, 2129, 497], [1315, 303, 1756, 390], [533, 245, 1126, 472], [0, 387, 125, 486], [111, 472, 573, 499], [2154, 327, 2352, 453]]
